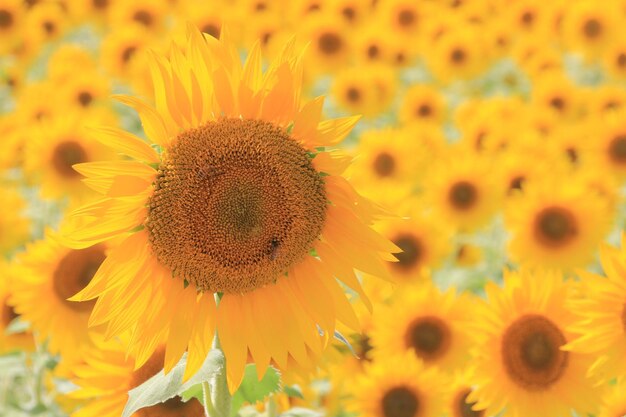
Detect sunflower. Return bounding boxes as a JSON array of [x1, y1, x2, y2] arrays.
[[25, 1, 68, 43], [0, 263, 33, 354], [468, 269, 603, 417], [424, 147, 501, 232], [331, 64, 396, 118], [562, 0, 617, 58], [349, 352, 447, 417], [59, 71, 110, 111], [603, 38, 626, 80], [100, 23, 152, 80], [10, 231, 108, 362], [0, 187, 30, 255], [109, 0, 168, 33], [0, 0, 23, 54], [23, 109, 117, 200], [378, 205, 453, 282], [371, 282, 473, 372], [399, 84, 446, 127], [531, 71, 582, 120], [445, 369, 483, 417], [505, 179, 612, 269], [71, 338, 205, 417], [564, 236, 626, 381], [588, 109, 626, 179], [60, 28, 396, 391], [301, 14, 351, 73], [348, 127, 421, 204]]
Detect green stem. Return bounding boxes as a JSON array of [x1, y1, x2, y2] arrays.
[[203, 294, 231, 417], [267, 395, 278, 417]]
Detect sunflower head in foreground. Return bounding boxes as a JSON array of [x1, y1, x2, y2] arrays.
[[60, 26, 396, 392], [468, 269, 603, 417]]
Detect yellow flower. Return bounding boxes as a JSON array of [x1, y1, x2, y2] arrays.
[[531, 71, 582, 120], [562, 0, 618, 58], [371, 282, 473, 372], [505, 179, 612, 269], [25, 1, 68, 43], [70, 338, 205, 417], [425, 147, 501, 232], [0, 0, 23, 54], [349, 352, 447, 417], [331, 64, 396, 118], [10, 231, 108, 362], [0, 263, 33, 354], [469, 269, 603, 417], [301, 14, 351, 74], [61, 28, 396, 391], [445, 369, 483, 417], [398, 84, 446, 127], [47, 44, 98, 83], [109, 0, 169, 33], [378, 205, 453, 282], [23, 110, 117, 200], [564, 236, 626, 381]]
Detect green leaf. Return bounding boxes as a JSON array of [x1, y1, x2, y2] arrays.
[[122, 349, 224, 417], [283, 384, 304, 399], [229, 365, 281, 417], [4, 318, 29, 335], [180, 384, 204, 402]]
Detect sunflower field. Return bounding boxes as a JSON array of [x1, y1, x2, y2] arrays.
[[3, 0, 626, 416]]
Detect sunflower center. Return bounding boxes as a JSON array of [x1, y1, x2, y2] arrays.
[[534, 206, 577, 248], [449, 181, 478, 210], [43, 20, 55, 35], [373, 152, 396, 178], [582, 18, 602, 39], [520, 11, 535, 26], [617, 53, 626, 68], [2, 297, 19, 327], [130, 348, 166, 389], [201, 23, 220, 39], [122, 46, 137, 63], [382, 386, 420, 417], [367, 44, 380, 59], [342, 6, 356, 21], [0, 9, 13, 28], [78, 91, 93, 107], [137, 397, 205, 417], [416, 104, 432, 117], [451, 48, 466, 64], [356, 332, 373, 362], [397, 9, 416, 28], [53, 245, 106, 312], [147, 119, 327, 294], [52, 140, 88, 178], [92, 0, 108, 10], [549, 97, 565, 111], [133, 10, 153, 26], [391, 233, 422, 271], [609, 135, 626, 164], [453, 389, 483, 417], [405, 316, 451, 362], [501, 314, 568, 390], [508, 175, 525, 193], [346, 87, 361, 103], [318, 32, 343, 55]]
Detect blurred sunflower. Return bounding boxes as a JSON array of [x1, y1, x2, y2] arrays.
[[378, 207, 452, 282], [399, 84, 446, 127], [505, 179, 612, 269], [332, 64, 396, 118], [47, 44, 97, 82], [564, 236, 626, 381], [10, 231, 108, 362], [109, 0, 169, 33], [0, 0, 23, 54], [0, 264, 33, 354], [425, 148, 501, 232], [349, 352, 446, 417], [446, 369, 483, 417], [61, 28, 396, 391], [23, 110, 117, 200], [562, 0, 617, 57], [71, 339, 204, 417], [468, 269, 603, 417], [371, 283, 473, 372]]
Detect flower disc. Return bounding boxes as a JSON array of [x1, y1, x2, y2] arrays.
[[147, 118, 327, 294], [501, 314, 568, 390]]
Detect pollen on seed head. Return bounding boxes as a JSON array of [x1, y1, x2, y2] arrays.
[[146, 118, 327, 294]]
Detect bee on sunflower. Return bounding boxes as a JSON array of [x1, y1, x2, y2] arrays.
[[60, 26, 397, 391]]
